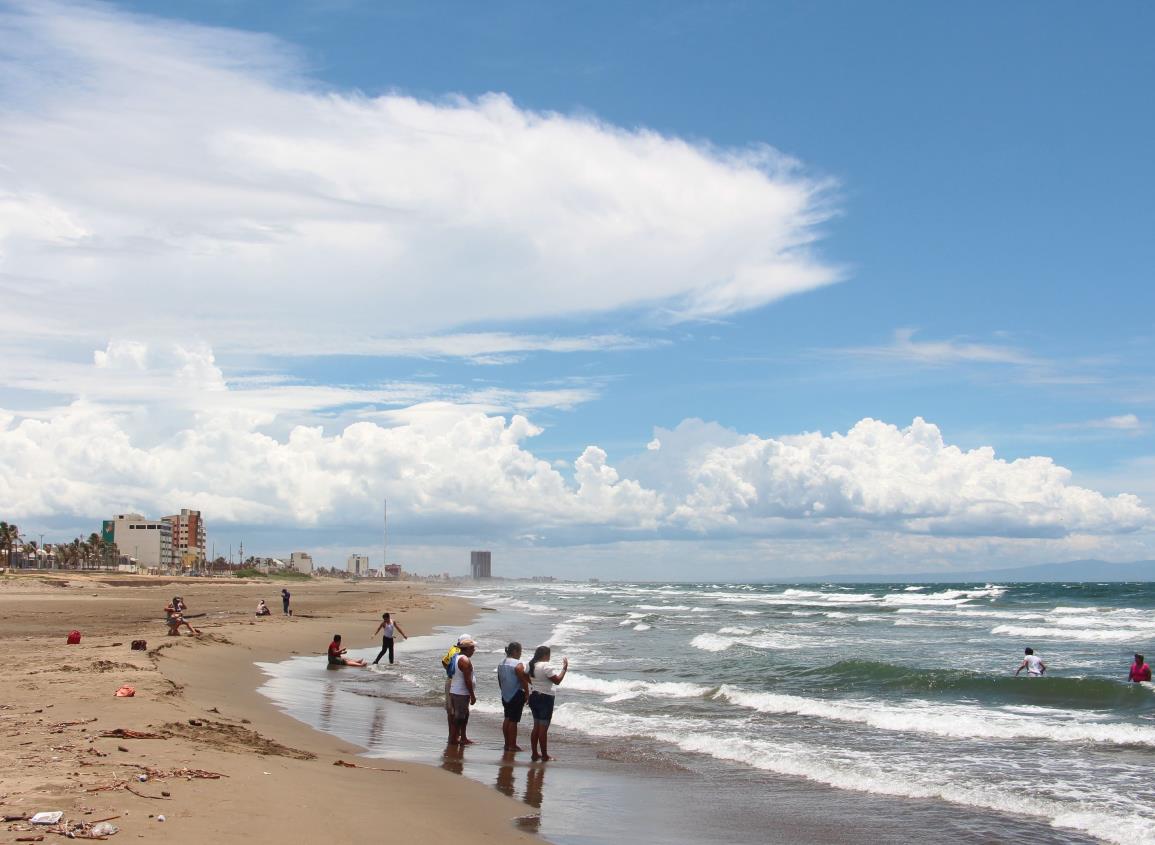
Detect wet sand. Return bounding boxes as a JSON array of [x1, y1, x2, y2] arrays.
[[0, 572, 537, 843]]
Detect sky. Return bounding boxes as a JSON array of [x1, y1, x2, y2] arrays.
[[0, 0, 1153, 579]]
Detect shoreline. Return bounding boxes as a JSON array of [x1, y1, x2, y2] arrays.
[[0, 573, 538, 844]]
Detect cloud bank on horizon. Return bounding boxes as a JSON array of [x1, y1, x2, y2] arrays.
[[0, 1, 1150, 575]]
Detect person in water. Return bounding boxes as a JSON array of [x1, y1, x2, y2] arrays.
[[1015, 647, 1046, 677], [447, 636, 477, 746], [327, 634, 367, 667], [1129, 653, 1151, 683], [527, 645, 568, 761], [371, 612, 408, 665], [498, 641, 531, 752]]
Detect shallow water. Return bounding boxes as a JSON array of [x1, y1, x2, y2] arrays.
[[254, 580, 1155, 844]]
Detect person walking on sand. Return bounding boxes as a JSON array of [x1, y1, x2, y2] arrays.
[[498, 642, 531, 752], [281, 588, 291, 616], [371, 613, 407, 665], [1129, 653, 1152, 683], [327, 634, 367, 667], [448, 636, 477, 745], [528, 645, 568, 761], [1015, 647, 1046, 677]]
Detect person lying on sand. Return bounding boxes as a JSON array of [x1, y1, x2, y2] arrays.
[[164, 600, 200, 637], [327, 634, 367, 667]]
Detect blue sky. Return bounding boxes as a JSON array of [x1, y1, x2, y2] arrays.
[[0, 1, 1152, 577]]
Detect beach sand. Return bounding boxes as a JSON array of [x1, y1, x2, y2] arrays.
[[0, 573, 537, 843]]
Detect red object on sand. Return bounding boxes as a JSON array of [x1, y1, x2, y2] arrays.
[[66, 630, 82, 644], [114, 685, 136, 697]]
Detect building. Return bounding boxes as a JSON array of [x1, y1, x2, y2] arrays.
[[289, 552, 314, 574], [108, 513, 174, 571], [383, 563, 402, 579], [470, 550, 492, 579], [347, 554, 370, 576], [163, 509, 206, 570]]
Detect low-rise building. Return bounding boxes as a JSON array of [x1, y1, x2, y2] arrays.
[[289, 551, 314, 574], [108, 513, 174, 571]]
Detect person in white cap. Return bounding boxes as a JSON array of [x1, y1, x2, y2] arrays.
[[447, 636, 477, 745]]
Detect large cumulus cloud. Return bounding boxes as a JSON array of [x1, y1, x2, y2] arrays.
[[0, 348, 1147, 544]]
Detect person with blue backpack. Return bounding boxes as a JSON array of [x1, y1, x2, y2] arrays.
[[441, 634, 475, 744]]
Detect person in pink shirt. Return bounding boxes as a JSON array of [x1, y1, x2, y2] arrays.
[[1128, 653, 1151, 683]]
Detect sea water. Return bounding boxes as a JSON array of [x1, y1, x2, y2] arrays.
[[258, 581, 1155, 844]]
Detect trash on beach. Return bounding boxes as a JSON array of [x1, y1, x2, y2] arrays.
[[156, 815, 166, 823], [130, 640, 147, 651], [90, 821, 120, 836], [67, 630, 82, 644], [332, 759, 403, 773], [30, 811, 64, 824], [113, 686, 135, 697]]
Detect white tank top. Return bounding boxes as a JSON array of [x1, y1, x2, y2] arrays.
[[383, 622, 394, 638], [1026, 654, 1044, 675], [449, 654, 470, 695]]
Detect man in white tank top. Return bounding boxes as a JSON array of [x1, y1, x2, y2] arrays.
[[448, 637, 477, 745]]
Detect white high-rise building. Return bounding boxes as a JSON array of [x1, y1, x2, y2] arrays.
[[110, 513, 175, 571], [347, 554, 370, 576], [289, 552, 314, 574]]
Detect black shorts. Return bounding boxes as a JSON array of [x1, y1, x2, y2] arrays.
[[528, 691, 555, 725], [502, 689, 526, 722]]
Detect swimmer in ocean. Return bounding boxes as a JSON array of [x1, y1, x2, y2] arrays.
[[1014, 646, 1046, 677]]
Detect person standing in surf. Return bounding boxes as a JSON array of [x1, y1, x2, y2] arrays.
[[1014, 647, 1046, 677], [371, 612, 407, 665], [498, 641, 531, 752], [527, 645, 568, 761], [447, 636, 477, 745], [1128, 653, 1151, 683]]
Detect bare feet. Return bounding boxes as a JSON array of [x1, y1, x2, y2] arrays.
[[541, 754, 554, 761], [459, 737, 475, 746], [531, 753, 541, 761]]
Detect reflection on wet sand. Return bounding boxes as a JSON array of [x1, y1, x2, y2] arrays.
[[366, 701, 387, 751], [442, 743, 465, 775], [494, 753, 548, 813], [319, 682, 337, 732]]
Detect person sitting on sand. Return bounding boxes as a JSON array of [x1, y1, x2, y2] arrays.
[[527, 645, 568, 761], [498, 641, 531, 752], [1014, 647, 1046, 677], [1129, 653, 1151, 683], [371, 612, 407, 665], [447, 636, 477, 745], [327, 634, 366, 667], [164, 600, 200, 637], [256, 599, 271, 616]]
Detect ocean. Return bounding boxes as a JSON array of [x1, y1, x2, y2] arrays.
[[257, 581, 1155, 844]]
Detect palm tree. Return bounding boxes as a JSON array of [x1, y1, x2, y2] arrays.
[[0, 522, 19, 569]]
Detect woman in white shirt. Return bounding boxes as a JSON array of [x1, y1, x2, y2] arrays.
[[527, 645, 568, 761]]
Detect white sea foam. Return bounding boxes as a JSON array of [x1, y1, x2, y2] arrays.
[[545, 614, 603, 646], [633, 623, 652, 632], [718, 625, 756, 635], [713, 685, 1155, 746], [634, 604, 691, 611], [562, 672, 710, 703], [690, 632, 734, 652], [549, 704, 1155, 845], [992, 624, 1155, 643]]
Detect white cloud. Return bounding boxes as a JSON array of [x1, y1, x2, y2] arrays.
[[0, 350, 1147, 551], [0, 0, 838, 358], [840, 329, 1039, 367]]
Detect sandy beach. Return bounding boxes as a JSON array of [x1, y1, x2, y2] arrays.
[[0, 573, 538, 844]]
